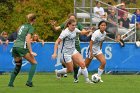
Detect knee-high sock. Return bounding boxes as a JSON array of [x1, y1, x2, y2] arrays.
[[73, 66, 79, 79], [27, 64, 37, 82], [77, 67, 82, 77], [98, 68, 104, 77], [81, 67, 89, 81], [9, 64, 21, 85]]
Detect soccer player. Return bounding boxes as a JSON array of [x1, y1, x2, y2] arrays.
[[50, 13, 87, 83], [8, 13, 37, 87], [52, 19, 93, 83], [78, 21, 107, 82]]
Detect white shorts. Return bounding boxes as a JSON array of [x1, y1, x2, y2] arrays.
[[86, 47, 102, 58], [61, 49, 78, 63]]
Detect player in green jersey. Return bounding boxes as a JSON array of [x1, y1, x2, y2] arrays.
[[8, 13, 37, 87]]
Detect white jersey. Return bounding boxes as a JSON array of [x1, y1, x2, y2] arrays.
[[91, 29, 106, 50], [86, 29, 106, 57], [93, 6, 105, 18], [59, 28, 81, 55]]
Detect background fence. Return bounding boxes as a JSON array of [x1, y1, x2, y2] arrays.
[[0, 42, 140, 72]]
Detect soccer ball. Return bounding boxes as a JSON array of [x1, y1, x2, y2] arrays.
[[136, 41, 140, 47], [91, 73, 101, 83]]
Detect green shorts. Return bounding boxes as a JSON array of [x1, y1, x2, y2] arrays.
[[75, 46, 81, 53], [12, 47, 29, 57]]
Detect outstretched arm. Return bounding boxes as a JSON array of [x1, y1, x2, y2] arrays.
[[80, 29, 93, 35], [50, 20, 61, 31], [52, 38, 62, 59]]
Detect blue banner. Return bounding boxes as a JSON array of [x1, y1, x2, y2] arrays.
[[0, 42, 140, 72]]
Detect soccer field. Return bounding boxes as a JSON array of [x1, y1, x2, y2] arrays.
[[0, 73, 140, 93]]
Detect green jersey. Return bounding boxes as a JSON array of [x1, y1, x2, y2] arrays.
[[60, 22, 84, 52], [13, 23, 34, 48]]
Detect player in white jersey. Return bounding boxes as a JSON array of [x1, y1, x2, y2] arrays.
[[78, 21, 107, 82], [52, 19, 93, 83]]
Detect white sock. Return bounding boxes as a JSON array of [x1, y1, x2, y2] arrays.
[[98, 68, 104, 77], [57, 68, 67, 74], [81, 67, 89, 81], [77, 67, 82, 77]]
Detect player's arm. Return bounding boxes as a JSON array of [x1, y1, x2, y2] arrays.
[[89, 40, 94, 59], [50, 20, 61, 31], [53, 26, 61, 31], [79, 29, 93, 35], [52, 38, 62, 59], [26, 34, 37, 56]]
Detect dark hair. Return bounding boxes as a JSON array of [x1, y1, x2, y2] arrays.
[[68, 13, 76, 19], [98, 20, 107, 28], [96, 1, 100, 5], [108, 2, 112, 5]]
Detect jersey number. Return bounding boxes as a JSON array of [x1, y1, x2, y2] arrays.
[[18, 26, 25, 35]]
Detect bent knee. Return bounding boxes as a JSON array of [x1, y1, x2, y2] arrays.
[[79, 62, 86, 69]]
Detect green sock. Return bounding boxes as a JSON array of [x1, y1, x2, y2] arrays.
[[27, 64, 37, 82], [9, 65, 21, 85], [73, 66, 79, 80]]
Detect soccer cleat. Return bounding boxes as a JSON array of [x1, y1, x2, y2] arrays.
[[55, 70, 61, 79], [100, 79, 104, 83], [63, 74, 67, 77], [99, 76, 103, 82], [73, 79, 79, 83], [26, 81, 33, 87], [8, 84, 14, 87], [85, 79, 94, 84]]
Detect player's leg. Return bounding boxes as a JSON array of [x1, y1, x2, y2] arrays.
[[72, 52, 92, 83], [95, 53, 106, 82], [55, 54, 73, 79], [55, 62, 73, 78], [24, 53, 37, 87], [73, 63, 79, 83], [8, 57, 22, 87], [61, 61, 67, 77], [77, 50, 93, 78]]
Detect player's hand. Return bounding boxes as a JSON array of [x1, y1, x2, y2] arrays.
[[31, 52, 37, 56], [52, 53, 57, 59], [49, 20, 57, 26]]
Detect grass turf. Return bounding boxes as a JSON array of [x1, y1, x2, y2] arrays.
[[0, 73, 140, 93]]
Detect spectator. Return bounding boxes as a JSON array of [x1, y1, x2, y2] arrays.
[[136, 23, 140, 41], [119, 13, 130, 29], [8, 28, 18, 42], [0, 31, 9, 45], [131, 9, 140, 24], [92, 1, 107, 24], [107, 9, 118, 39], [104, 2, 113, 15], [117, 3, 128, 19], [31, 33, 44, 46], [115, 34, 125, 47]]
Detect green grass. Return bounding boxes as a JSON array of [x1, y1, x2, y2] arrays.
[[0, 73, 140, 93]]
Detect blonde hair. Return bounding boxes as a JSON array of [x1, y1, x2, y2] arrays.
[[26, 13, 36, 22]]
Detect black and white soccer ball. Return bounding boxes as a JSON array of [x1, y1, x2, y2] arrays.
[[91, 73, 101, 83]]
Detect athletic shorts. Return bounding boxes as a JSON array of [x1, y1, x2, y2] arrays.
[[62, 49, 78, 63], [12, 47, 29, 57], [86, 47, 102, 58]]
